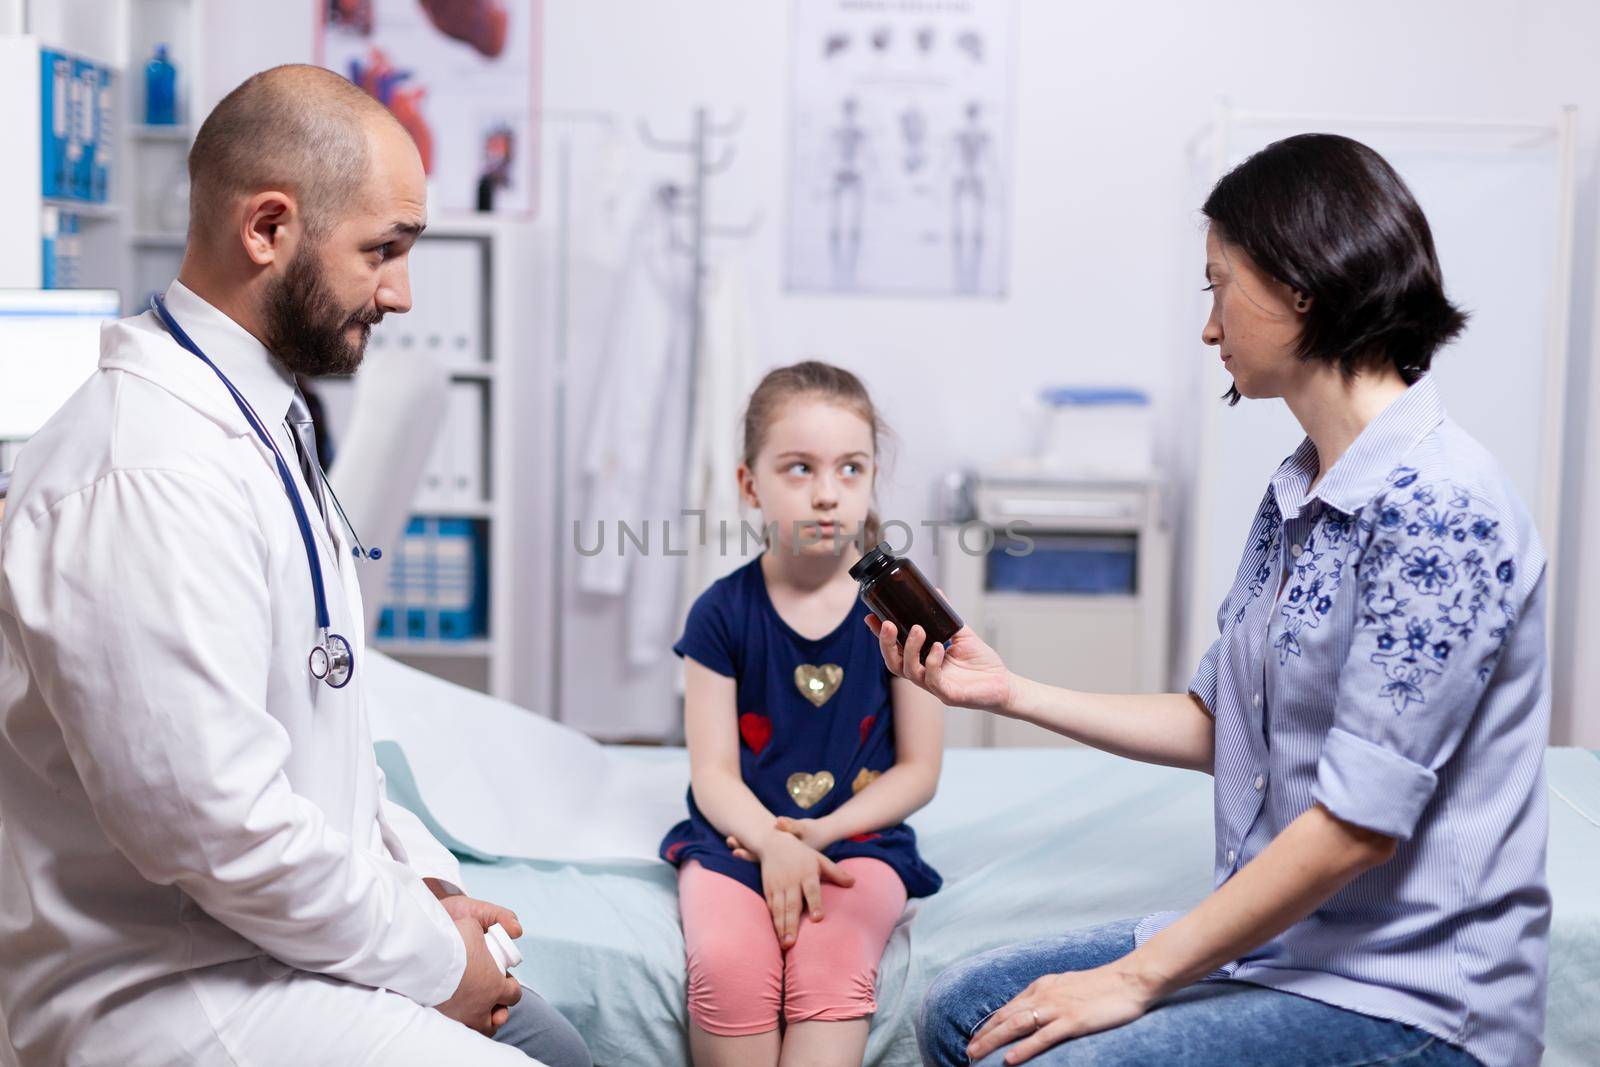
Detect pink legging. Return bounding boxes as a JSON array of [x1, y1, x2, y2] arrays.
[[677, 858, 907, 1036]]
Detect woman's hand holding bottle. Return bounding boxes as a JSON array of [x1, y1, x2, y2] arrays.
[[868, 615, 1016, 713]]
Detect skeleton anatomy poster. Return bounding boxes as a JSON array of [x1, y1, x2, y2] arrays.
[[785, 0, 1015, 297]]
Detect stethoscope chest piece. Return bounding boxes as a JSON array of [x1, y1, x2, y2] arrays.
[[310, 630, 354, 689]]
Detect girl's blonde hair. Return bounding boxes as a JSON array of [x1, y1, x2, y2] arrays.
[[741, 360, 890, 548]]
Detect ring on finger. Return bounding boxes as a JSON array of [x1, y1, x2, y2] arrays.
[[1031, 1008, 1041, 1031]]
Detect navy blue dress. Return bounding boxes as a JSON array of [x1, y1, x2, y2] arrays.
[[659, 556, 942, 900]]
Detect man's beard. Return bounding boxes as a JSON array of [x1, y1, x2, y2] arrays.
[[263, 247, 382, 378]]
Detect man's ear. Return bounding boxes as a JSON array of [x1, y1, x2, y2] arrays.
[[240, 190, 298, 267]]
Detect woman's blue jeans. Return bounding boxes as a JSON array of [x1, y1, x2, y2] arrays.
[[916, 919, 1482, 1067]]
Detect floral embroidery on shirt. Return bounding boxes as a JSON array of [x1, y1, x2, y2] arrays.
[[1234, 506, 1282, 625], [1274, 518, 1348, 664], [1322, 511, 1355, 546], [1356, 467, 1517, 712]]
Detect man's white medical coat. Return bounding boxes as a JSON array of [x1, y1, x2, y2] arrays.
[[0, 281, 469, 1063]]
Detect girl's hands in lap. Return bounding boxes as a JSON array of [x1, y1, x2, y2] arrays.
[[771, 815, 833, 852], [966, 964, 1159, 1065], [724, 815, 835, 859], [754, 830, 856, 947]]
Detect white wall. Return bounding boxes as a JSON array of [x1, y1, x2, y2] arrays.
[[23, 0, 124, 66], [537, 0, 1600, 744], [198, 0, 1600, 744]]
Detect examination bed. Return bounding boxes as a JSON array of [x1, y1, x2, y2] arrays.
[[369, 655, 1600, 1067]]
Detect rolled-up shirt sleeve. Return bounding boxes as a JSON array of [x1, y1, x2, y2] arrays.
[[1188, 637, 1222, 717], [1313, 481, 1527, 840]]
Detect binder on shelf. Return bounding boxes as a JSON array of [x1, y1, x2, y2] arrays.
[[434, 518, 486, 639], [449, 383, 485, 504], [41, 208, 56, 288], [41, 209, 82, 289], [415, 415, 453, 510], [375, 516, 489, 643], [417, 237, 487, 370], [71, 57, 93, 201], [368, 237, 486, 371], [91, 60, 114, 203], [413, 381, 485, 510], [40, 50, 73, 200], [40, 49, 114, 204]]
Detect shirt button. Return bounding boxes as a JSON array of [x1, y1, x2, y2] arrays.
[[1291, 543, 1304, 557], [1252, 693, 1262, 708], [1227, 849, 1237, 865], [1254, 774, 1265, 791]]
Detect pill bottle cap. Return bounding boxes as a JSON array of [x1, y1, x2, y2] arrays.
[[484, 922, 523, 972], [848, 541, 895, 583]]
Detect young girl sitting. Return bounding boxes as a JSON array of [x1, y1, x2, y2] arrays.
[[659, 361, 945, 1067]]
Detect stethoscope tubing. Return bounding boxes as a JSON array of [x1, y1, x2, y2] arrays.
[[149, 292, 353, 687]]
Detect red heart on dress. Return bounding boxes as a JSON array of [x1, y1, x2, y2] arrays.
[[848, 832, 882, 843], [739, 712, 773, 755], [858, 715, 877, 746]]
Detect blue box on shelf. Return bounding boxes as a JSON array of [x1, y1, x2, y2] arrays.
[[39, 49, 114, 204], [375, 516, 488, 642], [39, 50, 73, 200]]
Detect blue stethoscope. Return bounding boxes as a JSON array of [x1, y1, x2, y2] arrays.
[[150, 293, 380, 689]]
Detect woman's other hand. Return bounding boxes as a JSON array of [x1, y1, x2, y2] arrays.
[[965, 964, 1159, 1065]]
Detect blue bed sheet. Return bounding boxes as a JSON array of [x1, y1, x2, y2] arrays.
[[451, 747, 1600, 1067]]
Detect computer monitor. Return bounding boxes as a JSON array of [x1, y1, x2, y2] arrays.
[[0, 289, 120, 441]]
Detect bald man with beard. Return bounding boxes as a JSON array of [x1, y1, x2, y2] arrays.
[[0, 66, 588, 1066]]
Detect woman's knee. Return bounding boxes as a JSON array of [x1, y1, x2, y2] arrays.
[[916, 921, 1142, 1063], [917, 957, 996, 1063]]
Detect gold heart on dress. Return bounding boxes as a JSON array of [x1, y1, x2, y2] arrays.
[[787, 771, 835, 810], [852, 768, 881, 794], [794, 664, 844, 707]]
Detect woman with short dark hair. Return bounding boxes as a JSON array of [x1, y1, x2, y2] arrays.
[[878, 134, 1549, 1066]]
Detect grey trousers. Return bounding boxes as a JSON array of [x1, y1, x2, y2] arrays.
[[491, 987, 592, 1067]]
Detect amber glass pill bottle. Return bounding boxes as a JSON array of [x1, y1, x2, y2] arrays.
[[849, 542, 963, 661]]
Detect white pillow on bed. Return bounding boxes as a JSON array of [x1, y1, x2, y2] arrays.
[[366, 652, 688, 862]]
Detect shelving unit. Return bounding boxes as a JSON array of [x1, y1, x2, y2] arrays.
[[123, 1, 202, 308], [4, 4, 529, 703], [0, 1, 203, 303], [0, 32, 127, 295], [353, 215, 534, 701], [41, 198, 122, 221]]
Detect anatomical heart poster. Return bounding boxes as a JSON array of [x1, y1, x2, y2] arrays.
[[318, 0, 541, 216]]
